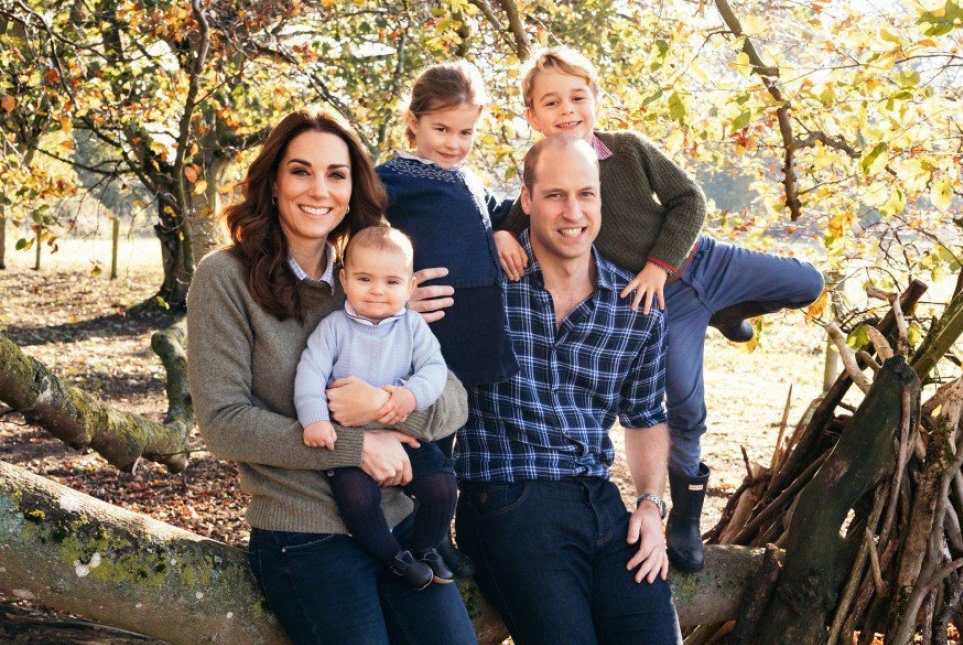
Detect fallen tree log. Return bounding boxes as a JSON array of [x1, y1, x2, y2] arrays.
[[0, 460, 765, 644], [0, 329, 190, 473]]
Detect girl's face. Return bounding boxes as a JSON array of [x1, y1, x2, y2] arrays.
[[526, 68, 598, 144], [272, 130, 352, 250], [408, 103, 482, 169]]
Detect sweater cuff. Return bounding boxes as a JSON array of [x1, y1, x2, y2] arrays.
[[297, 405, 330, 426], [325, 428, 365, 468], [402, 381, 436, 411], [645, 255, 676, 274]]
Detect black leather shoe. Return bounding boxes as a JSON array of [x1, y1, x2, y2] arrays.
[[389, 550, 433, 590], [437, 534, 476, 579], [414, 548, 455, 584], [666, 463, 710, 574], [708, 302, 772, 343]]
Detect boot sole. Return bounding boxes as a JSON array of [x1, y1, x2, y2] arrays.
[[432, 576, 455, 584]]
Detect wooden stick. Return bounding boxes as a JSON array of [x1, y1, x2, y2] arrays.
[[769, 385, 793, 472], [866, 527, 887, 594], [732, 452, 829, 545], [866, 326, 895, 361], [827, 322, 872, 393], [880, 387, 913, 545], [826, 483, 889, 645], [857, 350, 881, 372]]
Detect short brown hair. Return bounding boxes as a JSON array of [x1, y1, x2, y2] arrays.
[[520, 47, 599, 108], [223, 108, 386, 321], [523, 136, 599, 191], [343, 226, 414, 273], [404, 61, 489, 145]]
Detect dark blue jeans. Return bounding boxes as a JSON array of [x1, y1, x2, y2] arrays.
[[456, 477, 682, 645], [248, 513, 476, 645]]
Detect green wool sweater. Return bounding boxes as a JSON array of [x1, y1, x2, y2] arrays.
[[501, 130, 707, 276], [187, 250, 467, 534]]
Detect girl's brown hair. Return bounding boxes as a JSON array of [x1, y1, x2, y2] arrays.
[[404, 61, 489, 146], [223, 108, 385, 321]]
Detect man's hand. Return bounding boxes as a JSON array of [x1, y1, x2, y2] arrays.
[[620, 262, 668, 314], [494, 231, 527, 281], [378, 385, 417, 425], [408, 267, 454, 323], [302, 420, 337, 450], [626, 501, 669, 583]]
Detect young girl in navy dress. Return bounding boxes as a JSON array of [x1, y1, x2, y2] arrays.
[[376, 61, 519, 575]]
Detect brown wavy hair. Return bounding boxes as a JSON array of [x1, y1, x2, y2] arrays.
[[223, 108, 386, 321], [404, 61, 488, 146]]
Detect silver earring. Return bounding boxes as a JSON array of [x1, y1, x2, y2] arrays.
[[271, 195, 277, 206], [345, 205, 350, 214]]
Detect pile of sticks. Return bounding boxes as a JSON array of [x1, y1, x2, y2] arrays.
[[687, 279, 963, 645]]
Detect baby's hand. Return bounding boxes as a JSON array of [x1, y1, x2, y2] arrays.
[[621, 263, 668, 314], [377, 386, 417, 425], [303, 420, 338, 450], [494, 231, 527, 281]]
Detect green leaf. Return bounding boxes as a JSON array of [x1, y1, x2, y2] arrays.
[[668, 92, 687, 121], [846, 324, 870, 350], [15, 238, 27, 250], [861, 142, 889, 174], [731, 110, 752, 131]]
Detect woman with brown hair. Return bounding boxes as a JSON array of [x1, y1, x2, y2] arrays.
[[186, 107, 476, 644]]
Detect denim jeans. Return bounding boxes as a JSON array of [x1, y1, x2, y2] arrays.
[[248, 513, 477, 645], [665, 236, 824, 476], [456, 477, 682, 645]]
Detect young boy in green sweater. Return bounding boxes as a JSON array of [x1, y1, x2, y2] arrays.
[[493, 48, 824, 573]]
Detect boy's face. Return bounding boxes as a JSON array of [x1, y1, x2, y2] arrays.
[[526, 68, 597, 144], [339, 245, 416, 321]]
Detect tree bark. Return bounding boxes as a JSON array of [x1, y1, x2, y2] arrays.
[[0, 207, 6, 270], [755, 356, 920, 644], [0, 460, 766, 643], [0, 331, 190, 473]]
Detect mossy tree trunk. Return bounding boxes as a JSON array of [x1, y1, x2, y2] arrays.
[[0, 458, 768, 644], [0, 327, 191, 474]]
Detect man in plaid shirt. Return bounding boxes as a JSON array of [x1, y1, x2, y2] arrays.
[[454, 137, 682, 644]]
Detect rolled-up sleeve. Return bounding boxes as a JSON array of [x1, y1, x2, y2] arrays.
[[618, 310, 668, 430]]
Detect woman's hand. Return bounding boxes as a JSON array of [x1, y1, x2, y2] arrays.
[[621, 263, 668, 314], [408, 267, 455, 323], [326, 376, 390, 426], [361, 430, 421, 486], [494, 231, 527, 281]]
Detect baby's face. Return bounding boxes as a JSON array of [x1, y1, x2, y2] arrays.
[[340, 246, 414, 321]]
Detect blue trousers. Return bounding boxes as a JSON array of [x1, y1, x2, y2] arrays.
[[248, 513, 477, 645], [665, 236, 824, 476], [456, 478, 682, 645]]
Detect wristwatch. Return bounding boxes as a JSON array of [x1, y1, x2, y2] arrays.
[[636, 493, 667, 519]]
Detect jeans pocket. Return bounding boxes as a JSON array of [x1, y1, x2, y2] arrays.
[[470, 482, 529, 521], [278, 532, 338, 556]]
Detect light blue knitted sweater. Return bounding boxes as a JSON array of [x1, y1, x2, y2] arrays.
[[294, 306, 448, 426]]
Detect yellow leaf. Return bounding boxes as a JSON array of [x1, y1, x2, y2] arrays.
[[734, 52, 751, 77], [193, 180, 208, 195], [740, 15, 766, 36], [813, 142, 833, 170], [931, 175, 953, 211], [806, 291, 828, 322]]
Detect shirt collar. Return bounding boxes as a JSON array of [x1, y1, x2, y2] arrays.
[[344, 301, 408, 326], [288, 243, 336, 287], [592, 133, 613, 160], [395, 150, 467, 171], [518, 229, 617, 292]]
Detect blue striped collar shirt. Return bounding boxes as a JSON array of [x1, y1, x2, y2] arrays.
[[456, 230, 668, 482]]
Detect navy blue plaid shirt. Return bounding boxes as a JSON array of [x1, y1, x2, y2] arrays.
[[456, 230, 668, 482]]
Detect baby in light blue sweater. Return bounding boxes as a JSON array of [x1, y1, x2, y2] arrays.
[[294, 226, 457, 590]]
